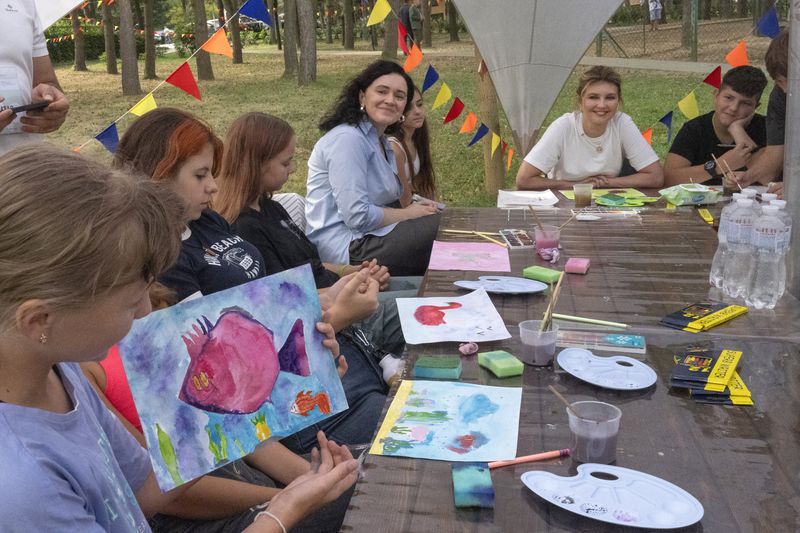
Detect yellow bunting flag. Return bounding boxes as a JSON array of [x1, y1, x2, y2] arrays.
[[725, 40, 748, 67], [403, 44, 423, 73], [507, 148, 514, 171], [459, 112, 478, 134], [130, 93, 157, 116], [490, 132, 500, 157], [367, 0, 391, 26], [201, 28, 233, 58], [642, 128, 653, 145], [678, 91, 700, 120], [432, 83, 452, 111]]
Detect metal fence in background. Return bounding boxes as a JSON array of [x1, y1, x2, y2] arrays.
[[588, 0, 788, 62]]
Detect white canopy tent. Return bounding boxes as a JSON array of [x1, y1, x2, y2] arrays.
[[451, 0, 623, 155], [35, 0, 83, 29]]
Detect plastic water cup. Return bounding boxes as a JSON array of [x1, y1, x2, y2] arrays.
[[568, 401, 622, 464], [534, 225, 560, 259], [573, 183, 593, 208], [518, 320, 559, 366]]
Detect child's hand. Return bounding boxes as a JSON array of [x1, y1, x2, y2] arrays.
[[360, 258, 390, 291], [317, 319, 346, 377]]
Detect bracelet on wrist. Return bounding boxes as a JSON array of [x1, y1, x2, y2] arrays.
[[337, 264, 348, 278], [255, 509, 287, 533]]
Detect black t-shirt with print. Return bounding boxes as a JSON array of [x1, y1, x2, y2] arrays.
[[160, 210, 266, 301], [232, 197, 340, 290], [766, 86, 785, 146]]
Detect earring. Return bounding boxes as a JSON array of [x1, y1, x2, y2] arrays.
[[400, 115, 406, 123], [39, 333, 47, 344]]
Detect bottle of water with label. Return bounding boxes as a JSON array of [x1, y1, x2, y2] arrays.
[[709, 193, 744, 288], [770, 199, 793, 298], [746, 205, 785, 309], [722, 197, 756, 299]]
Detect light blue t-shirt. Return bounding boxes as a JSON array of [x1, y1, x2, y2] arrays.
[[305, 119, 403, 264], [0, 363, 152, 532]]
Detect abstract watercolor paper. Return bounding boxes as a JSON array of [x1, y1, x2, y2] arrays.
[[370, 380, 521, 461], [428, 241, 511, 272], [118, 264, 347, 490], [397, 288, 510, 344]]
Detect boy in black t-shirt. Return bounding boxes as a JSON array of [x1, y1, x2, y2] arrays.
[[664, 65, 768, 186]]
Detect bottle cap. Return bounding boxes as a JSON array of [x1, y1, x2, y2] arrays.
[[736, 198, 754, 207], [771, 199, 787, 209], [741, 188, 757, 198], [761, 204, 780, 215], [761, 193, 778, 202]]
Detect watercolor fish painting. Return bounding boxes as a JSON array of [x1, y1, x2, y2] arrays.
[[118, 265, 347, 491], [370, 381, 521, 462]]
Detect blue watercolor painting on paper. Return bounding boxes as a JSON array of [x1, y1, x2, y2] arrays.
[[118, 264, 347, 490], [370, 380, 521, 461]]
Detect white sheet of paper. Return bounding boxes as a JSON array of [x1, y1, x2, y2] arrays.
[[497, 189, 559, 208], [397, 288, 511, 344]]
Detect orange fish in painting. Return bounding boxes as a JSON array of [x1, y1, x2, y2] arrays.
[[291, 390, 331, 417]]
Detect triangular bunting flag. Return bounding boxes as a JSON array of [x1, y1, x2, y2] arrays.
[[240, 0, 274, 27], [468, 123, 489, 147], [490, 132, 501, 157], [642, 128, 653, 145], [367, 0, 391, 26], [757, 5, 780, 39], [422, 65, 439, 93], [403, 44, 423, 73], [658, 111, 673, 143], [202, 28, 233, 58], [507, 148, 514, 171], [130, 93, 157, 116], [459, 112, 478, 134], [432, 82, 452, 110], [398, 21, 409, 55], [677, 92, 699, 120], [166, 62, 201, 100], [443, 97, 465, 124], [725, 40, 748, 67], [477, 60, 488, 79], [95, 123, 119, 153], [703, 66, 722, 90], [501, 141, 507, 155]]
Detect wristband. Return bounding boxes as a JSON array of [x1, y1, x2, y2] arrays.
[[255, 509, 287, 533], [338, 264, 348, 278]]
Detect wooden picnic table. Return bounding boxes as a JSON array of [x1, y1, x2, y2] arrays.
[[341, 206, 800, 532]]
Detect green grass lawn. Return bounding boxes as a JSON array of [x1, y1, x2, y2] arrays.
[[50, 39, 771, 207]]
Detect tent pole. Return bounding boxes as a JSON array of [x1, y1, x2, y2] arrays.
[[785, 4, 800, 299]]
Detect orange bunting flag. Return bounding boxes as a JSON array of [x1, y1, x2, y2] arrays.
[[642, 128, 653, 145], [166, 62, 201, 100], [507, 148, 514, 171], [725, 40, 748, 67], [202, 28, 233, 58], [403, 44, 423, 73], [490, 132, 501, 157], [459, 111, 478, 134]]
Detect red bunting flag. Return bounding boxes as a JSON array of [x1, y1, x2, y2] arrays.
[[507, 148, 514, 171], [397, 22, 409, 55], [403, 44, 423, 73], [703, 66, 722, 89], [443, 98, 465, 124], [166, 62, 201, 100], [501, 141, 507, 155], [642, 128, 653, 145], [725, 40, 748, 67]]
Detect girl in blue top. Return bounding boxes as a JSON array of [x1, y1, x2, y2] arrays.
[[305, 60, 441, 276]]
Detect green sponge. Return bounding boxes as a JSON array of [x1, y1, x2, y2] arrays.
[[412, 356, 462, 380], [478, 350, 524, 378], [523, 265, 562, 283]]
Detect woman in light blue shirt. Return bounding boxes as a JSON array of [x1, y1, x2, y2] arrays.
[[305, 60, 441, 276]]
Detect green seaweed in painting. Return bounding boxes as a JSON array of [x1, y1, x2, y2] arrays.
[[381, 437, 416, 454], [401, 410, 451, 423], [156, 423, 183, 486], [207, 424, 228, 464], [391, 425, 412, 435]]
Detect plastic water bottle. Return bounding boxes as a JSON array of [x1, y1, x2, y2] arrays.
[[709, 193, 744, 288], [770, 199, 793, 298], [741, 188, 760, 216], [722, 198, 756, 298], [746, 205, 785, 309]]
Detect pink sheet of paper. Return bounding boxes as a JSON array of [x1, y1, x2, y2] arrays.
[[428, 240, 511, 272]]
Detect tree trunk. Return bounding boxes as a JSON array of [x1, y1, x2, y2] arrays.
[[681, 0, 692, 48], [144, 0, 157, 79], [326, 0, 334, 43], [131, 0, 144, 28], [266, 0, 278, 44], [297, 0, 317, 84], [70, 10, 87, 71], [118, 0, 142, 95], [422, 0, 431, 48], [719, 0, 733, 18], [191, 0, 215, 80], [737, 0, 748, 17], [447, 0, 459, 42], [381, 0, 399, 59], [701, 0, 712, 20], [102, 2, 118, 74], [283, 0, 299, 77], [343, 0, 354, 49], [223, 0, 244, 63], [216, 0, 225, 25], [477, 47, 503, 195]]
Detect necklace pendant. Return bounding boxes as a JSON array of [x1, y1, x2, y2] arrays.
[[596, 145, 603, 153]]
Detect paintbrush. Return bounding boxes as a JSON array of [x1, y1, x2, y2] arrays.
[[548, 385, 579, 418], [488, 448, 570, 469], [712, 154, 742, 191], [720, 159, 742, 191], [540, 272, 565, 332], [475, 232, 508, 248], [558, 213, 576, 230], [527, 205, 545, 231]]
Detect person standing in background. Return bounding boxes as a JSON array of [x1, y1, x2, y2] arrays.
[[399, 0, 414, 52], [649, 0, 662, 31], [410, 0, 423, 47]]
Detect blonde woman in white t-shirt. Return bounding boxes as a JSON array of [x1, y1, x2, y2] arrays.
[[516, 66, 663, 191]]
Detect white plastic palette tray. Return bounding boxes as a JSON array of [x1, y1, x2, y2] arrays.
[[454, 276, 548, 295], [557, 348, 657, 390], [522, 464, 704, 529]]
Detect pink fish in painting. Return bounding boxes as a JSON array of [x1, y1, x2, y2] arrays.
[[290, 390, 331, 417], [179, 311, 310, 415], [414, 302, 462, 326]]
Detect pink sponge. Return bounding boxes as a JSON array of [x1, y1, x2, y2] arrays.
[[565, 257, 590, 274]]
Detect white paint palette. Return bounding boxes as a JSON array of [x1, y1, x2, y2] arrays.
[[454, 276, 548, 295], [557, 348, 657, 390], [522, 464, 704, 529]]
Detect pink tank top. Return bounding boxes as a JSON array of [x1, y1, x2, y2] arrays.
[[99, 345, 143, 433]]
